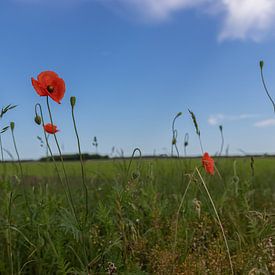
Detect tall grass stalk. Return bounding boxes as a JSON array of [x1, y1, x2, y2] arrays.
[[70, 96, 88, 224], [196, 167, 234, 274], [45, 97, 79, 227], [172, 170, 196, 270], [7, 191, 14, 275], [188, 109, 204, 154], [0, 133, 7, 179]]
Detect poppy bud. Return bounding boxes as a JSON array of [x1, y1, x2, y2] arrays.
[[35, 115, 41, 125], [172, 137, 177, 145], [10, 121, 15, 131], [260, 60, 264, 69], [132, 171, 140, 180], [70, 96, 76, 108], [176, 112, 182, 118]]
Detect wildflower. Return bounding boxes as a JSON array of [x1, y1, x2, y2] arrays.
[[31, 71, 65, 104], [202, 152, 214, 175], [43, 123, 59, 134]]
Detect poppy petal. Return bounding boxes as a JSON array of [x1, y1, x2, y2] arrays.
[[37, 71, 59, 85], [47, 77, 65, 104], [31, 78, 48, 96], [202, 152, 215, 175], [43, 123, 59, 134]]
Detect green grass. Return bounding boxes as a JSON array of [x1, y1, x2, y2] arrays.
[[0, 157, 275, 274]]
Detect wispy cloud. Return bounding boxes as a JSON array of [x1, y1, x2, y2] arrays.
[[14, 0, 275, 41], [208, 113, 259, 125], [100, 0, 207, 21], [254, 118, 275, 128], [100, 0, 275, 41]]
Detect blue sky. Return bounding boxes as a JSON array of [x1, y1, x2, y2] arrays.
[[1, 0, 275, 159]]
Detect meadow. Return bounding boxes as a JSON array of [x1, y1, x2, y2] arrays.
[[0, 157, 275, 274], [1, 65, 275, 274]]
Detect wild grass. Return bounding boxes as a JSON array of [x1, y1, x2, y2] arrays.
[[0, 157, 275, 274]]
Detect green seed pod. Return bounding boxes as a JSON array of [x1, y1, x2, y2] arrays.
[[35, 115, 41, 125], [172, 137, 177, 145], [260, 60, 264, 69], [176, 112, 182, 118], [70, 96, 76, 108], [132, 171, 140, 180], [10, 121, 15, 131]]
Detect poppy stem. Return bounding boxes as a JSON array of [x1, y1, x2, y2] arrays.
[[171, 112, 182, 158], [196, 167, 234, 274], [184, 133, 189, 157], [10, 123, 23, 179], [45, 97, 79, 227], [70, 98, 89, 225], [219, 125, 224, 157], [126, 147, 142, 179], [10, 122, 32, 220], [35, 104, 74, 223], [35, 104, 63, 181], [260, 62, 275, 112]]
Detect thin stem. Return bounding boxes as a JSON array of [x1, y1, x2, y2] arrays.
[[184, 133, 189, 157], [10, 126, 23, 179], [71, 104, 88, 224], [35, 104, 63, 183], [45, 97, 79, 227], [0, 133, 4, 162], [0, 133, 7, 179], [260, 66, 275, 112], [171, 112, 182, 158], [174, 130, 180, 158], [219, 126, 224, 157], [196, 167, 234, 274], [7, 191, 13, 275], [35, 104, 75, 226], [126, 147, 142, 179], [10, 124, 32, 219], [198, 135, 204, 155], [173, 171, 195, 263]]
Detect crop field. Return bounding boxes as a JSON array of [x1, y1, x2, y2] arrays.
[[0, 157, 275, 274]]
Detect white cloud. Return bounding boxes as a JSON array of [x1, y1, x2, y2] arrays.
[[218, 0, 275, 41], [15, 0, 275, 41], [254, 118, 275, 128], [208, 113, 259, 125]]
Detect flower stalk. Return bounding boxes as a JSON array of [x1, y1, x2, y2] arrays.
[[70, 96, 89, 224]]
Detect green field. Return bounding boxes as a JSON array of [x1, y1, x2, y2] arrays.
[[0, 157, 275, 274]]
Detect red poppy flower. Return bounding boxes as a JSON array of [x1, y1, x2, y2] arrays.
[[43, 123, 59, 134], [202, 152, 214, 175], [31, 71, 65, 104]]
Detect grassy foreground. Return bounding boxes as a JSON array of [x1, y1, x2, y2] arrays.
[[0, 157, 275, 274]]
